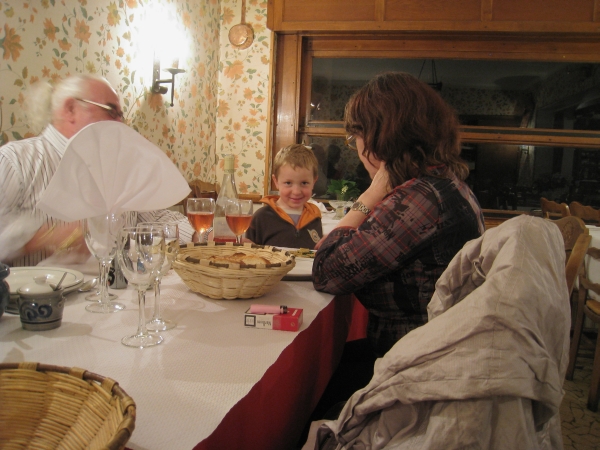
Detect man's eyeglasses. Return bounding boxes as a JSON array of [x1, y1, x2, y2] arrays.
[[75, 98, 124, 121], [345, 135, 357, 150]]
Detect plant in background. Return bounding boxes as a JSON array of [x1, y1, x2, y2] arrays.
[[326, 179, 361, 201]]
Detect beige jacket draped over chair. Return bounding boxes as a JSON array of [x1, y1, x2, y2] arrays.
[[308, 215, 570, 450]]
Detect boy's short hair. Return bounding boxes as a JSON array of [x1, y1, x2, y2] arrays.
[[272, 144, 319, 179]]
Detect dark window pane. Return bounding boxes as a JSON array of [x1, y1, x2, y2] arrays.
[[460, 143, 600, 210], [304, 136, 371, 199], [310, 58, 600, 132], [303, 131, 600, 210]]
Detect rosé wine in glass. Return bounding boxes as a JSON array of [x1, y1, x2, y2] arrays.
[[187, 211, 214, 234], [225, 214, 252, 237], [186, 198, 215, 242], [225, 199, 253, 244]]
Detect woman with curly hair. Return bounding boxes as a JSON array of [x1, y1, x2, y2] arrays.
[[313, 72, 485, 358]]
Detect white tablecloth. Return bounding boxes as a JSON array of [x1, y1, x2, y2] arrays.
[[322, 211, 340, 236], [0, 268, 335, 449]]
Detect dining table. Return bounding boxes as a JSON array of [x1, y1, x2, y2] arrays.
[[0, 259, 357, 450]]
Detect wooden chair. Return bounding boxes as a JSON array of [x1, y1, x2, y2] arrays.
[[189, 179, 217, 198], [566, 238, 600, 412], [569, 201, 600, 225], [541, 197, 571, 220], [481, 209, 529, 230], [552, 216, 591, 297], [175, 179, 218, 214]]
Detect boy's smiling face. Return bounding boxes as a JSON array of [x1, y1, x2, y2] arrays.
[[272, 164, 316, 210]]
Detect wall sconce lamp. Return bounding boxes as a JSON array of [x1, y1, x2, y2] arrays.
[[152, 57, 185, 107]]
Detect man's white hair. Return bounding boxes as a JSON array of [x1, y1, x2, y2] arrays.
[[25, 74, 113, 133]]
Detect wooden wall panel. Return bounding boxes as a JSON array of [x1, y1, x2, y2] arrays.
[[272, 34, 302, 191], [268, 0, 600, 32], [307, 35, 600, 62], [282, 0, 377, 22], [492, 0, 595, 22], [385, 0, 481, 22]]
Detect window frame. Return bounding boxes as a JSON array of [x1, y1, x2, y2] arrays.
[[270, 33, 600, 198]]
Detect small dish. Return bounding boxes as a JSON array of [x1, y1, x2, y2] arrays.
[[5, 267, 84, 314]]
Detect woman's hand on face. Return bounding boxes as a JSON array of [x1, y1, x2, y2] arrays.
[[360, 163, 391, 209]]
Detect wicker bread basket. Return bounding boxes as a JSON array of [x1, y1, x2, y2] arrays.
[[0, 362, 136, 450], [172, 242, 296, 299]]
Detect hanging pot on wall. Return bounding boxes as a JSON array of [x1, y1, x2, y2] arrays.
[[229, 0, 254, 49]]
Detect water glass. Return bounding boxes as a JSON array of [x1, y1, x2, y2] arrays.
[[139, 222, 179, 332], [117, 227, 165, 348], [84, 213, 126, 313]]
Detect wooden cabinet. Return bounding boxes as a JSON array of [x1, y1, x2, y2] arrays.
[[268, 0, 600, 34]]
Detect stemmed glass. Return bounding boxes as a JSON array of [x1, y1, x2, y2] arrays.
[[85, 262, 118, 302], [225, 199, 254, 244], [84, 213, 126, 313], [186, 198, 215, 242], [139, 222, 179, 332], [117, 227, 165, 348]]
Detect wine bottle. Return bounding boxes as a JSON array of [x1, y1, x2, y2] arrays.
[[213, 154, 238, 242]]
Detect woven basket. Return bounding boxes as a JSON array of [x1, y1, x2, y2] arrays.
[[0, 362, 136, 450], [172, 242, 296, 299]]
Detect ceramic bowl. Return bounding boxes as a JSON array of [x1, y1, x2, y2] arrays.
[[17, 283, 65, 331]]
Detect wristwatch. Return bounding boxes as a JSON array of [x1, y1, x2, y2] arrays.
[[351, 201, 371, 216]]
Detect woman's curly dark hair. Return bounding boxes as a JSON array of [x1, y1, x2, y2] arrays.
[[344, 72, 469, 188]]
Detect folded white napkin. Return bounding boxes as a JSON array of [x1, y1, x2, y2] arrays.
[[308, 198, 328, 213], [38, 122, 190, 222]]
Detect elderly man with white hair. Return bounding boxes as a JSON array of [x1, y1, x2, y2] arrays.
[[0, 74, 196, 267]]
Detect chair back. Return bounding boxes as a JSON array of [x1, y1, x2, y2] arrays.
[[481, 209, 528, 230], [175, 180, 218, 214], [552, 216, 591, 296], [189, 179, 217, 199], [541, 197, 570, 219], [565, 221, 600, 412], [569, 201, 600, 225]]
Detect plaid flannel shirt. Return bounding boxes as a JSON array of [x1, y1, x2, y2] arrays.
[[313, 168, 484, 356]]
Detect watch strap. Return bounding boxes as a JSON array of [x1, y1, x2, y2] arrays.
[[351, 201, 371, 216]]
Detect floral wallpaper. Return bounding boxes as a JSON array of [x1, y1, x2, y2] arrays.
[[0, 0, 272, 195], [216, 0, 271, 194]]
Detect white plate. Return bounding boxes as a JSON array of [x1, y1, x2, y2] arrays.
[[6, 267, 84, 313], [283, 258, 314, 281], [277, 248, 314, 281]]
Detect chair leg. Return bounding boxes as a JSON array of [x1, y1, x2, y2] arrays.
[[567, 287, 587, 380], [587, 329, 600, 412]]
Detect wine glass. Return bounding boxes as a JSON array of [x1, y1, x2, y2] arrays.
[[117, 227, 165, 348], [139, 222, 179, 332], [85, 261, 118, 302], [84, 213, 126, 313], [225, 199, 254, 244], [187, 198, 215, 242]]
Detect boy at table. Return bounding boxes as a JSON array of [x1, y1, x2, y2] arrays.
[[246, 144, 323, 249]]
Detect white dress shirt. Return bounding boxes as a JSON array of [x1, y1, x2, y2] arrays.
[[0, 125, 195, 266]]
